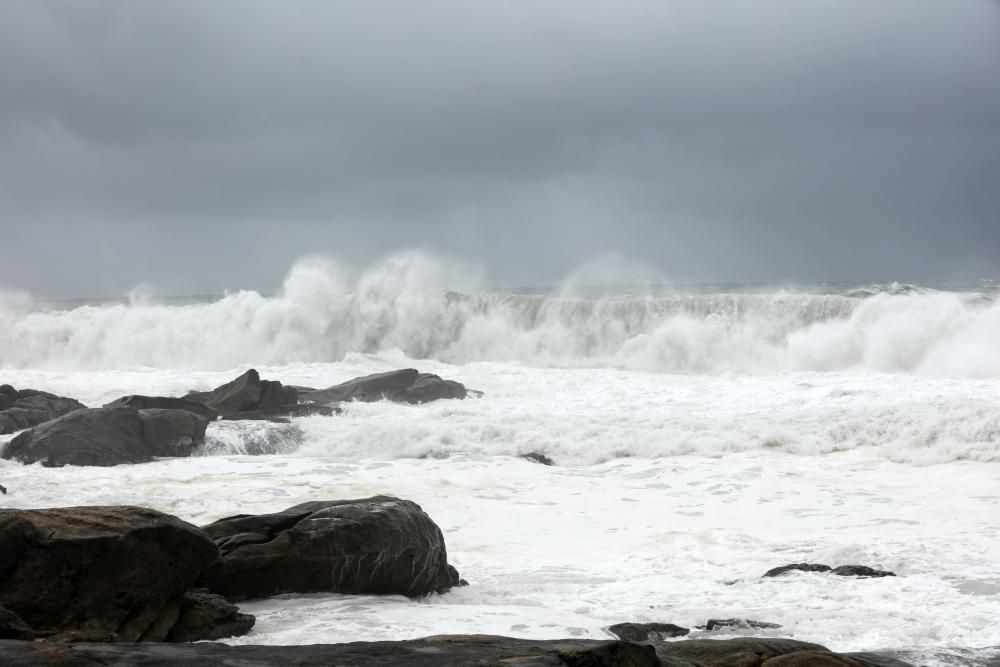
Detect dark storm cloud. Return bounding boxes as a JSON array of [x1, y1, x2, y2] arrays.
[[0, 0, 998, 295]]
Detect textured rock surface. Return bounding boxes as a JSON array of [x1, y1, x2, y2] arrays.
[[0, 506, 221, 641], [607, 622, 690, 641], [302, 369, 469, 405], [1, 407, 208, 466], [0, 385, 86, 435], [763, 563, 896, 578], [164, 589, 255, 642], [103, 395, 219, 420], [0, 636, 916, 666], [201, 496, 461, 600]]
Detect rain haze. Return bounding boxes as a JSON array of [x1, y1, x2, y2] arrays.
[[1, 0, 998, 297]]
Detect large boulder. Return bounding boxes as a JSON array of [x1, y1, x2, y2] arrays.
[[0, 385, 86, 435], [302, 369, 468, 405], [1, 407, 208, 467], [201, 496, 462, 600], [0, 506, 250, 642], [104, 395, 219, 421]]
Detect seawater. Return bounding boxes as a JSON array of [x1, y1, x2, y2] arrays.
[[1, 254, 999, 658]]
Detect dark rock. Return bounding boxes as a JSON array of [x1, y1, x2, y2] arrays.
[[704, 618, 782, 631], [0, 386, 86, 435], [0, 607, 34, 640], [219, 403, 340, 423], [1, 407, 207, 467], [201, 496, 461, 600], [186, 369, 264, 415], [0, 506, 221, 642], [656, 637, 839, 666], [763, 563, 896, 578], [763, 563, 833, 577], [399, 373, 468, 403], [104, 395, 218, 420], [302, 369, 470, 405], [522, 452, 555, 466], [258, 380, 287, 411], [0, 636, 661, 666], [302, 369, 421, 403], [165, 589, 255, 642], [831, 565, 896, 578], [282, 384, 300, 406], [0, 636, 914, 666], [607, 622, 689, 641], [0, 484, 5, 495]]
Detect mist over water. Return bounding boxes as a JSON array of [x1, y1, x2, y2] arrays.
[[2, 251, 999, 376]]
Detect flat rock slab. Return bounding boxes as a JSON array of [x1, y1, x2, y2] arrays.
[[763, 563, 896, 578], [302, 369, 468, 405], [0, 636, 916, 666]]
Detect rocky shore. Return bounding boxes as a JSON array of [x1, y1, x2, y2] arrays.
[[0, 369, 977, 665]]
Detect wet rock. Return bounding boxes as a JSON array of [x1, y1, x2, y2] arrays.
[[830, 565, 896, 578], [185, 369, 267, 415], [104, 395, 219, 421], [763, 563, 833, 577], [1, 407, 208, 467], [0, 484, 5, 495], [763, 563, 896, 578], [0, 636, 913, 666], [165, 589, 255, 642], [607, 622, 690, 641], [301, 369, 470, 405], [703, 618, 782, 631], [0, 506, 222, 642], [219, 403, 339, 423], [200, 496, 461, 600], [0, 385, 86, 435], [0, 636, 660, 666], [521, 451, 555, 465]]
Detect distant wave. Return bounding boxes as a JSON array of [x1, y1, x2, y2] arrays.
[[2, 253, 998, 376]]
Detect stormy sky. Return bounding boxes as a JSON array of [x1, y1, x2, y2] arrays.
[[1, 1, 998, 297]]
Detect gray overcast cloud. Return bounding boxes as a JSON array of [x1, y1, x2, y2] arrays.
[[1, 0, 998, 296]]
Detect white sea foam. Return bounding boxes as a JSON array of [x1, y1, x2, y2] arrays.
[[2, 253, 999, 375]]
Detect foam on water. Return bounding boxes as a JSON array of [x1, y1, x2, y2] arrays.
[[2, 253, 1000, 375]]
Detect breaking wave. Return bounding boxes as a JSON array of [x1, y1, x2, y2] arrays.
[[2, 253, 998, 376]]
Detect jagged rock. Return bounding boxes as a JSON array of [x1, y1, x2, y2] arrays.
[[607, 622, 689, 641], [301, 369, 470, 405], [104, 395, 219, 420], [165, 589, 255, 642], [0, 506, 222, 642], [0, 385, 86, 435], [830, 565, 896, 578], [186, 370, 267, 415], [0, 484, 5, 495], [521, 452, 555, 465], [763, 563, 896, 578], [703, 618, 782, 631], [1, 407, 208, 467], [200, 496, 461, 600], [0, 636, 914, 666]]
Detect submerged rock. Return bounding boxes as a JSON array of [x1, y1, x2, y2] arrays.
[[1, 407, 208, 467], [607, 622, 690, 641], [0, 506, 251, 642], [200, 496, 461, 600], [764, 563, 896, 578], [703, 618, 782, 631], [521, 451, 555, 465], [0, 385, 86, 435], [165, 589, 255, 643], [301, 369, 470, 405]]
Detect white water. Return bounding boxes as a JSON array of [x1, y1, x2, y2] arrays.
[[2, 255, 999, 658]]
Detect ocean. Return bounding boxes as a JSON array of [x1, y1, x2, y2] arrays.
[[2, 256, 999, 662]]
